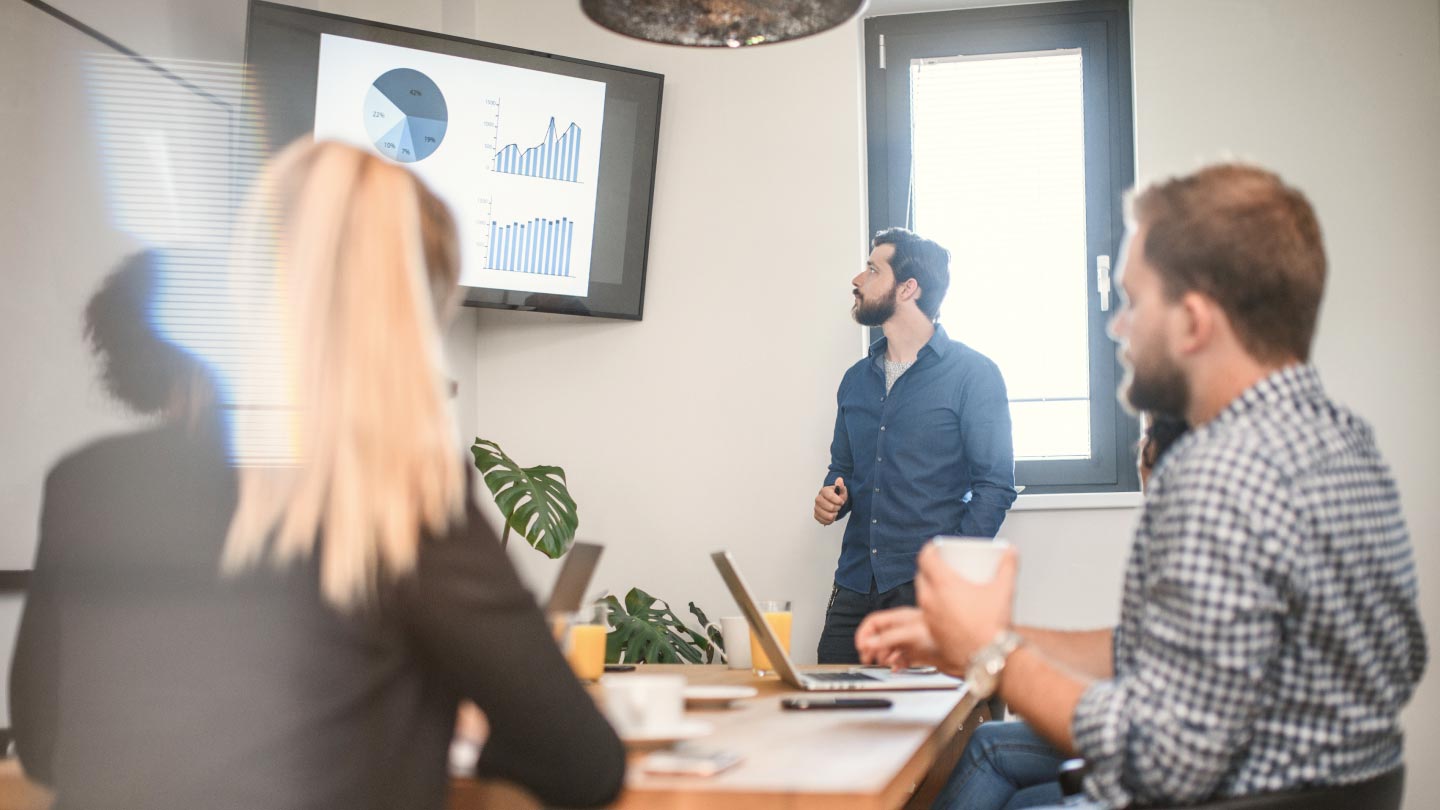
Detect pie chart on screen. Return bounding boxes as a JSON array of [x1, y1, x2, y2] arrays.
[[363, 67, 447, 163]]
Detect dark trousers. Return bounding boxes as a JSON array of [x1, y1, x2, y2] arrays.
[[816, 578, 916, 664]]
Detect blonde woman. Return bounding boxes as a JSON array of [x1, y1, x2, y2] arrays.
[[12, 140, 624, 810]]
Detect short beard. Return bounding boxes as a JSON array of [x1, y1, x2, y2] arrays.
[[852, 288, 898, 327], [1121, 356, 1189, 420]]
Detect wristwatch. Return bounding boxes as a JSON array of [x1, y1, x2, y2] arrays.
[[965, 630, 1024, 699]]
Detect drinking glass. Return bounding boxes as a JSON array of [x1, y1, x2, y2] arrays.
[[565, 601, 609, 682], [750, 600, 792, 677]]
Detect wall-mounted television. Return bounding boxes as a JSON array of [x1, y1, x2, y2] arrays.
[[244, 1, 663, 320]]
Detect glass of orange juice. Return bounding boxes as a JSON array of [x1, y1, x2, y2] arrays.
[[565, 601, 609, 682], [750, 600, 792, 677]]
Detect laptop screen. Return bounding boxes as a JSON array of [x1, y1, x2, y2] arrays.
[[544, 542, 603, 614]]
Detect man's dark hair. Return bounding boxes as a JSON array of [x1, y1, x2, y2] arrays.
[[1140, 414, 1188, 471], [871, 227, 951, 322], [1127, 163, 1326, 363]]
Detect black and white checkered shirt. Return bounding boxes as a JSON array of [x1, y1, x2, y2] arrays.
[[1071, 364, 1427, 808]]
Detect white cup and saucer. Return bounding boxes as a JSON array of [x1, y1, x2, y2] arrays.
[[600, 673, 713, 747]]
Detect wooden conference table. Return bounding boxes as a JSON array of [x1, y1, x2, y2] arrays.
[[0, 666, 986, 810], [450, 664, 989, 810]]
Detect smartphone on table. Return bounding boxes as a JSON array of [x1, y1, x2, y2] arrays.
[[781, 697, 893, 710]]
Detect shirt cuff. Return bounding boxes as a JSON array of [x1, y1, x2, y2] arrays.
[[1072, 678, 1134, 809]]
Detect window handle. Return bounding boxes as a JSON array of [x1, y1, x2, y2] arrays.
[[1096, 255, 1112, 311]]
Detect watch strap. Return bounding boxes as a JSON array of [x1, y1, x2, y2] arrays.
[[988, 630, 1023, 661], [967, 629, 1024, 697]]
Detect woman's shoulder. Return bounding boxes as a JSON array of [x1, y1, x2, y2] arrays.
[[45, 422, 208, 500], [399, 498, 536, 614]]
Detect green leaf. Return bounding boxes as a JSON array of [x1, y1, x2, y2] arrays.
[[603, 588, 712, 664], [471, 438, 578, 559]]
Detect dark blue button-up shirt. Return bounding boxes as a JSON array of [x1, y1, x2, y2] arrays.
[[825, 325, 1017, 593]]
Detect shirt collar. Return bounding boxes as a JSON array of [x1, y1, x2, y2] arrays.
[[867, 323, 952, 362], [1212, 363, 1325, 426]]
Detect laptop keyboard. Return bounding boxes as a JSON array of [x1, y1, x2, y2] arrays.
[[806, 670, 882, 682]]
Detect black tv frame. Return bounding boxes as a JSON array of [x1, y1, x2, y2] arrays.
[[244, 1, 663, 320]]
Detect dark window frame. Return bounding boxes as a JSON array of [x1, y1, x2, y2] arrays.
[[864, 0, 1139, 494]]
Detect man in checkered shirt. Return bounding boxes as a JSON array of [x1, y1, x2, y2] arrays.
[[855, 163, 1427, 808]]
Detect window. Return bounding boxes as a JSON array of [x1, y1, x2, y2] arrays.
[[865, 0, 1138, 493]]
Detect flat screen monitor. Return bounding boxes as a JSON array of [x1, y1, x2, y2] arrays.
[[244, 1, 663, 320]]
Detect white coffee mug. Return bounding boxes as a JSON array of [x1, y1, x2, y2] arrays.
[[703, 616, 751, 670], [600, 673, 685, 735], [931, 536, 1011, 583]]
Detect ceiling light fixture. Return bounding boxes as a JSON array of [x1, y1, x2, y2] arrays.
[[581, 0, 868, 48]]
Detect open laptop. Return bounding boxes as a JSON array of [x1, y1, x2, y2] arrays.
[[711, 551, 962, 691], [543, 542, 604, 614]]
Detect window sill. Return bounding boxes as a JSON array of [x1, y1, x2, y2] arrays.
[[1011, 491, 1142, 512]]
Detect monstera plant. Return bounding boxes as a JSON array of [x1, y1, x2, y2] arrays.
[[472, 437, 723, 663], [471, 438, 579, 559], [605, 588, 723, 664]]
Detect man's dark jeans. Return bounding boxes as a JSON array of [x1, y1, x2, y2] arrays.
[[816, 578, 916, 664]]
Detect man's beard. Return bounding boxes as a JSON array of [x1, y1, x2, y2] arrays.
[[1121, 349, 1189, 419], [852, 286, 898, 327]]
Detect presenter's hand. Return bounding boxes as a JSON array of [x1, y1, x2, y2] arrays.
[[915, 543, 1019, 671], [855, 607, 940, 671], [813, 478, 848, 525]]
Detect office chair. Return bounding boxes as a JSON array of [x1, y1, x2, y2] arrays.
[[1057, 759, 1404, 809]]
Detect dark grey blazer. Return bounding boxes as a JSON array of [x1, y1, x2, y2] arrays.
[[12, 420, 623, 810]]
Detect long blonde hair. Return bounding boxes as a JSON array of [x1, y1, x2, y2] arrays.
[[223, 140, 466, 610]]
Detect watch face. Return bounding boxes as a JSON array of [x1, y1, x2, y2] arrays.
[[967, 663, 996, 699]]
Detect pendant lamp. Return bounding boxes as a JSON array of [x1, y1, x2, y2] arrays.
[[581, 0, 868, 48]]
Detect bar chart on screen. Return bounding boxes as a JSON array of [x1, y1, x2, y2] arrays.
[[487, 216, 575, 277], [494, 117, 583, 182]]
